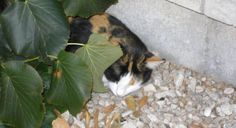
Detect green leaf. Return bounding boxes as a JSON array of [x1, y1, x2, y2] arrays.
[[0, 24, 12, 61], [0, 0, 69, 57], [46, 51, 92, 116], [76, 34, 122, 92], [62, 0, 118, 17], [35, 62, 53, 96], [0, 61, 44, 128]]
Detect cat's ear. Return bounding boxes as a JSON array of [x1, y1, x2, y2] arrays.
[[145, 52, 165, 69]]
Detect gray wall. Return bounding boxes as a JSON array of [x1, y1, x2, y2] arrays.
[[106, 0, 236, 86]]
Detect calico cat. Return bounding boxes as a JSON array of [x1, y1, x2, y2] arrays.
[[67, 13, 165, 96]]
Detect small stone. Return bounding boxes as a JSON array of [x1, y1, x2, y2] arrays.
[[176, 90, 182, 97], [216, 106, 225, 116], [163, 119, 170, 124], [154, 90, 176, 99], [143, 84, 157, 92], [157, 100, 165, 108], [188, 114, 193, 119], [98, 100, 105, 106], [221, 104, 233, 116], [188, 77, 197, 92], [189, 122, 204, 128], [176, 124, 187, 128], [171, 104, 178, 109], [122, 120, 137, 128], [208, 92, 219, 101], [122, 110, 133, 117], [192, 116, 201, 121], [201, 77, 206, 82], [216, 103, 233, 116], [67, 116, 74, 125], [73, 120, 85, 128], [136, 121, 145, 128], [223, 87, 234, 95], [147, 114, 158, 122], [179, 101, 185, 108], [204, 107, 212, 117], [160, 86, 169, 91], [61, 111, 70, 121], [232, 104, 236, 113], [174, 72, 184, 89], [196, 86, 204, 93], [71, 124, 80, 128]]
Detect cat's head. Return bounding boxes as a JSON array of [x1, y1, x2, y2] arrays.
[[134, 51, 165, 84], [103, 51, 165, 97]]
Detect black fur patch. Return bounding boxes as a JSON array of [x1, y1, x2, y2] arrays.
[[98, 27, 107, 33], [65, 17, 92, 52], [104, 60, 128, 82], [0, 0, 8, 13]]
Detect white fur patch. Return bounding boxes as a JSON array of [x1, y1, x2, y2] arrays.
[[146, 61, 163, 69], [102, 73, 142, 97]]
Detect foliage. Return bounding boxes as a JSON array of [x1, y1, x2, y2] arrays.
[[76, 34, 122, 92], [0, 0, 121, 127]]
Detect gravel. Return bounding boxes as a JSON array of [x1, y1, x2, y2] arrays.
[[62, 61, 236, 128]]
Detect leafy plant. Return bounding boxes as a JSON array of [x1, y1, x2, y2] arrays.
[[0, 0, 121, 127]]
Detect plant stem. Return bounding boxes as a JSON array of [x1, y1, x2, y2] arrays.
[[24, 56, 40, 63], [67, 43, 85, 46], [47, 55, 58, 60], [0, 64, 5, 69]]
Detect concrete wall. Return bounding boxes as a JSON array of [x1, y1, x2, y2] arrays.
[[106, 0, 236, 86]]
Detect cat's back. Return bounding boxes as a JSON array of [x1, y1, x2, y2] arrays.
[[68, 13, 149, 59], [89, 13, 149, 56]]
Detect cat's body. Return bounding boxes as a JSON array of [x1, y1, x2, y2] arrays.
[[67, 13, 165, 96]]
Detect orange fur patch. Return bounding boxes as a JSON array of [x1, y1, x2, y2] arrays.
[[109, 37, 122, 46], [89, 14, 110, 33], [146, 56, 162, 62], [128, 61, 133, 71]]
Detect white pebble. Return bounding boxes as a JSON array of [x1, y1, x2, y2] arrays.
[[143, 84, 157, 92], [61, 110, 70, 121], [176, 124, 187, 128], [155, 90, 176, 99], [232, 104, 236, 113], [201, 77, 206, 81], [136, 121, 145, 128], [221, 104, 233, 116], [176, 90, 182, 97], [188, 114, 193, 119], [216, 103, 233, 116], [204, 107, 212, 117], [122, 110, 133, 117], [147, 114, 158, 122], [171, 104, 178, 109], [174, 73, 184, 89], [224, 87, 234, 95], [122, 121, 136, 128], [160, 86, 169, 91], [196, 86, 204, 93], [188, 77, 197, 92], [98, 100, 105, 106]]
